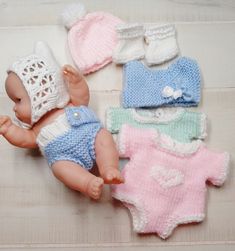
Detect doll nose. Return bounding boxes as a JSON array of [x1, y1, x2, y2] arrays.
[[13, 105, 17, 112]]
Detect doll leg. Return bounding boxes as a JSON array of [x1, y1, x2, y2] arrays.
[[95, 128, 124, 184], [51, 160, 104, 199]]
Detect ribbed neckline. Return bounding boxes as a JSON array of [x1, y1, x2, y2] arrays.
[[131, 107, 185, 124]]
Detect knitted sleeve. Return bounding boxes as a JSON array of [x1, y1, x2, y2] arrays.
[[196, 112, 207, 139], [117, 124, 155, 158], [106, 107, 132, 133], [202, 146, 230, 186], [187, 111, 207, 140]]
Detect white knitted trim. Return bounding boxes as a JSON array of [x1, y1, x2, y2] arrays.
[[116, 23, 145, 39], [212, 152, 230, 186], [154, 132, 203, 156], [117, 125, 128, 157], [132, 107, 185, 124], [199, 113, 207, 139], [112, 192, 147, 232], [145, 24, 176, 42], [160, 214, 205, 239], [36, 112, 70, 151]]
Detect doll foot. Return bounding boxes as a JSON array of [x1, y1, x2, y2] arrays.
[[87, 177, 104, 200], [102, 168, 124, 184]]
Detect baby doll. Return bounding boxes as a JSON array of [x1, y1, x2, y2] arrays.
[[0, 41, 123, 200]]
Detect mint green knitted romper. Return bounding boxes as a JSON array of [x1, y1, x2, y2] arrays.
[[106, 107, 206, 143]]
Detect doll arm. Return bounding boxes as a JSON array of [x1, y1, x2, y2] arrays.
[[63, 65, 90, 106], [0, 116, 37, 148]]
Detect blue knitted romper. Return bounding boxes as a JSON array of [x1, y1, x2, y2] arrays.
[[122, 57, 201, 108], [36, 106, 102, 170]]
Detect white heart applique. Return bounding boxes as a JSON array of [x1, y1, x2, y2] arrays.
[[150, 165, 184, 189]]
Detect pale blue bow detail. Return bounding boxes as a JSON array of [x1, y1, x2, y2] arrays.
[[162, 86, 193, 101]]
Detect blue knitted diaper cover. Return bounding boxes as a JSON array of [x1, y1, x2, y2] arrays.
[[36, 106, 102, 169]]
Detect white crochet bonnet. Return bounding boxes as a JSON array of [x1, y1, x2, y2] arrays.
[[8, 41, 70, 126]]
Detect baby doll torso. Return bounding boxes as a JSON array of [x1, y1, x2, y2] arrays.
[[32, 105, 70, 137]]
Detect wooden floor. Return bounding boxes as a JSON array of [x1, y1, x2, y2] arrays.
[[0, 0, 235, 250]]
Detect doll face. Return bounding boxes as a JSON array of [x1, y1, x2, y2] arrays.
[[5, 72, 31, 124]]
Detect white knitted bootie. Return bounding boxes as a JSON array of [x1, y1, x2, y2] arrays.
[[145, 24, 179, 65], [113, 23, 145, 64]]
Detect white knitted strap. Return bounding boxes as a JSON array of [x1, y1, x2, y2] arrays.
[[116, 23, 145, 39], [36, 113, 69, 150]]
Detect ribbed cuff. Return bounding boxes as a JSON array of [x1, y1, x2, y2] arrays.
[[145, 24, 176, 42], [116, 23, 145, 39]]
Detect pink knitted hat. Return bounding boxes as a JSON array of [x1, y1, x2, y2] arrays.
[[62, 3, 123, 75]]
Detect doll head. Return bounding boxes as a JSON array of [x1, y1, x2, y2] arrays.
[[5, 72, 31, 125], [6, 41, 70, 127]]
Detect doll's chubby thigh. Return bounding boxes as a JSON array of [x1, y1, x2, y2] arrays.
[[95, 128, 115, 148], [51, 160, 104, 199]]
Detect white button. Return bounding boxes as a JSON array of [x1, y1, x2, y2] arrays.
[[74, 112, 79, 118]]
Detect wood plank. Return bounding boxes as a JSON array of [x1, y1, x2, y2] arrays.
[[1, 1, 235, 250], [0, 22, 235, 94], [1, 0, 235, 26], [0, 245, 235, 251], [0, 88, 234, 245]]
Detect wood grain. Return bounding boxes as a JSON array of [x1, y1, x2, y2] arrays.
[[0, 88, 234, 247], [1, 0, 235, 26], [1, 22, 235, 94], [0, 0, 234, 249]]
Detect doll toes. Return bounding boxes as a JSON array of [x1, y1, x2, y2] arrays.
[[103, 169, 124, 184], [87, 177, 104, 200]]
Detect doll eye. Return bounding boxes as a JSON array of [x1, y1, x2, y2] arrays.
[[16, 98, 21, 102]]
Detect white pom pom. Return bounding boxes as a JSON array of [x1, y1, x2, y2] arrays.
[[61, 3, 87, 29]]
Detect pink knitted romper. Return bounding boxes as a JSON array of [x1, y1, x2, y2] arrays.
[[112, 125, 230, 239]]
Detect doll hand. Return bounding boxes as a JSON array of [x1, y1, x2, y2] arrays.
[[0, 116, 12, 135], [63, 65, 83, 85]]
